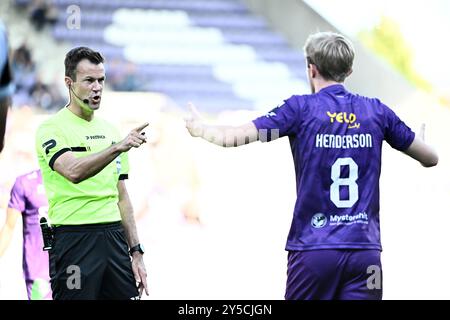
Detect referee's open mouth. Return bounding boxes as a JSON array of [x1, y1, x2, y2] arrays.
[[91, 95, 101, 105]]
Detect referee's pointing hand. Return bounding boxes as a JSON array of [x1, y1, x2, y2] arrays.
[[117, 122, 149, 152]]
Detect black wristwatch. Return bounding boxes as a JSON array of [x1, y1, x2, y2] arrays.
[[129, 243, 145, 256]]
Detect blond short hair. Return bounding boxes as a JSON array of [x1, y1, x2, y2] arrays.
[[304, 32, 355, 82]]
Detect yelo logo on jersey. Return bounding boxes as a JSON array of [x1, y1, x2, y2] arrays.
[[327, 111, 360, 129]]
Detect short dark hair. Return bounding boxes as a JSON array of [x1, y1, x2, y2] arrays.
[[64, 47, 104, 81]]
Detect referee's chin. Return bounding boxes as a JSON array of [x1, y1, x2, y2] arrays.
[[89, 101, 101, 110]]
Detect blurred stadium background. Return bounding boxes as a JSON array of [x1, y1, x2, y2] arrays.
[[0, 0, 449, 299]]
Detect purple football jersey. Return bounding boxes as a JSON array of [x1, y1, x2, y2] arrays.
[[253, 84, 415, 251], [8, 170, 49, 280]]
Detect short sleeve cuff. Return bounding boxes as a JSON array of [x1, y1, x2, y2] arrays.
[[49, 148, 71, 170], [397, 131, 416, 151], [252, 118, 263, 130]]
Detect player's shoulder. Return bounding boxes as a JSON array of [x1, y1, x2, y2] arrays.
[[353, 93, 387, 109], [17, 170, 40, 181], [287, 93, 309, 102], [11, 172, 30, 190], [283, 93, 310, 109], [352, 93, 397, 119]]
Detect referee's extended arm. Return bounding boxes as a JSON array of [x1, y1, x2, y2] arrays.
[[53, 122, 148, 183]]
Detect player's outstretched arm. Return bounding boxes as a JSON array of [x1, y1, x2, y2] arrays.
[[403, 124, 438, 167], [185, 103, 258, 147]]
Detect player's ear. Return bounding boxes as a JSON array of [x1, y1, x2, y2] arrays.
[[310, 64, 319, 79], [346, 68, 353, 77]]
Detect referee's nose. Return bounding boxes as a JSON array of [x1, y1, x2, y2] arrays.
[[92, 80, 103, 93]]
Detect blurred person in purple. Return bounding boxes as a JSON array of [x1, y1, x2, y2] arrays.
[[0, 169, 51, 299], [185, 31, 438, 300]]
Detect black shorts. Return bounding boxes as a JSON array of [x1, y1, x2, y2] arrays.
[[49, 221, 139, 300]]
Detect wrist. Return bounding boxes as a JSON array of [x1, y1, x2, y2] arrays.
[[129, 243, 145, 256], [111, 141, 123, 154], [131, 251, 143, 259], [195, 122, 206, 138]]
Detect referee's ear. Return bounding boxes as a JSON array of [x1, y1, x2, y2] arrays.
[[64, 76, 73, 89]]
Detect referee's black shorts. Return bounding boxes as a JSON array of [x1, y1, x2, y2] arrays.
[[49, 221, 139, 300]]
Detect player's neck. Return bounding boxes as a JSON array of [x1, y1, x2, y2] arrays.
[[313, 79, 342, 93], [67, 100, 94, 122]]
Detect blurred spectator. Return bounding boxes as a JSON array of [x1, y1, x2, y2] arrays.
[[29, 78, 51, 109], [11, 44, 64, 110], [12, 43, 36, 106], [28, 0, 58, 31], [108, 59, 142, 92]]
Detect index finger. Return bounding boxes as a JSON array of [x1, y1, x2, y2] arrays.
[[134, 122, 149, 132]]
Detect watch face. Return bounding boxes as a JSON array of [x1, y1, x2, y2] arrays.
[[130, 244, 145, 256]]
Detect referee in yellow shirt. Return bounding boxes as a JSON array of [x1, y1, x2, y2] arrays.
[[36, 47, 148, 299]]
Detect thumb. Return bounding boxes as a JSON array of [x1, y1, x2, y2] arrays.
[[419, 123, 425, 141], [188, 102, 201, 119]]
